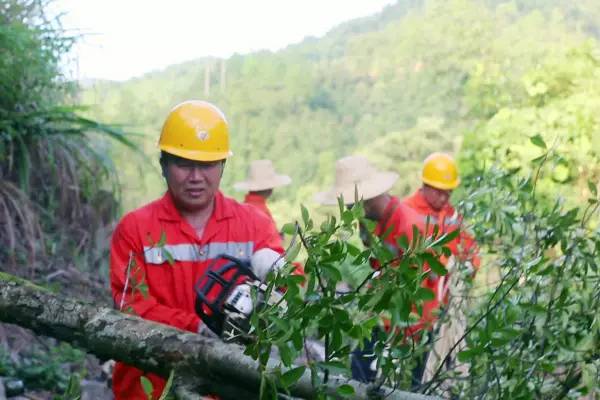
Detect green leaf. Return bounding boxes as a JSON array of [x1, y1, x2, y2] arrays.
[[588, 180, 598, 197], [140, 376, 153, 399], [422, 253, 448, 276], [321, 264, 342, 282], [415, 287, 435, 301], [163, 249, 175, 266], [411, 224, 421, 248], [138, 282, 149, 298], [291, 330, 303, 351], [301, 204, 310, 227], [457, 347, 482, 362], [281, 222, 297, 235], [158, 370, 175, 400], [347, 243, 361, 257], [531, 154, 546, 166], [342, 210, 354, 226], [303, 304, 322, 319], [280, 366, 306, 387], [278, 343, 294, 366], [349, 325, 363, 339], [157, 230, 167, 247], [338, 195, 345, 217], [331, 328, 343, 350], [397, 234, 409, 251], [285, 241, 302, 263], [336, 384, 355, 397], [430, 229, 460, 248], [318, 361, 348, 375], [530, 134, 547, 149], [287, 274, 305, 286], [59, 375, 81, 400]]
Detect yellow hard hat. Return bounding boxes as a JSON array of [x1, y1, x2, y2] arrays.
[[422, 152, 460, 190], [158, 100, 233, 161]]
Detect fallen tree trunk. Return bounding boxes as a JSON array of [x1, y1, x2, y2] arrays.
[[0, 273, 436, 400]]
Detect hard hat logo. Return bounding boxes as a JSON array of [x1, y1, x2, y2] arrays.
[[158, 100, 232, 161], [196, 129, 210, 141]]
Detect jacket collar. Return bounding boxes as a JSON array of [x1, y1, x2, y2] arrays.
[[244, 193, 267, 206], [407, 189, 454, 215]]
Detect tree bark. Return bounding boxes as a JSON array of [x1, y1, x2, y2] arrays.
[[0, 273, 437, 400]]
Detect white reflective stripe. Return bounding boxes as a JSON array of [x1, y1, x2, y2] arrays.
[[437, 276, 446, 302], [444, 211, 460, 226], [143, 241, 254, 264], [205, 242, 254, 260], [144, 243, 201, 263]]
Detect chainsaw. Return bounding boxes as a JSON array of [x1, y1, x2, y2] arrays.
[[194, 249, 285, 343]]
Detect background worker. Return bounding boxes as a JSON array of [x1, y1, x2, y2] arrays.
[[403, 152, 480, 300], [233, 159, 291, 228], [403, 152, 480, 384], [314, 155, 429, 383]]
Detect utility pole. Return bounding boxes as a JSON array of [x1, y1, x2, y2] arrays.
[[220, 59, 226, 92], [204, 62, 211, 97]]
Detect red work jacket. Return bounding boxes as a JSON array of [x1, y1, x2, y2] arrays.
[[403, 189, 480, 328], [372, 197, 439, 335], [373, 196, 423, 254], [243, 193, 273, 221], [110, 191, 283, 399], [403, 189, 480, 268]]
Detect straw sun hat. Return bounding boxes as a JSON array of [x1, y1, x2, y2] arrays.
[[233, 159, 291, 192], [314, 155, 398, 205]]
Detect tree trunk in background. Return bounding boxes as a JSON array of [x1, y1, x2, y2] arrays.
[[0, 273, 437, 400]]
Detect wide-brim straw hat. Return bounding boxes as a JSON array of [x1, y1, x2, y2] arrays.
[[314, 155, 398, 205], [233, 159, 292, 192]]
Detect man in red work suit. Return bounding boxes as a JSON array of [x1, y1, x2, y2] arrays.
[[110, 100, 284, 399], [314, 155, 429, 382], [404, 153, 480, 312], [403, 152, 480, 383], [233, 159, 291, 229]]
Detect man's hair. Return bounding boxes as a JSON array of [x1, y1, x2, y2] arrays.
[[159, 151, 176, 172], [159, 151, 226, 178], [159, 151, 176, 178]]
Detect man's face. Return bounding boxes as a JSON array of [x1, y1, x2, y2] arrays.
[[362, 199, 379, 221], [165, 157, 224, 212], [423, 184, 451, 211]]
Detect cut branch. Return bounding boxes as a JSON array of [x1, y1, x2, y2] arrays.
[[0, 273, 437, 400]]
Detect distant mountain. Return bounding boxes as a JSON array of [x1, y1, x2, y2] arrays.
[[81, 0, 599, 215]]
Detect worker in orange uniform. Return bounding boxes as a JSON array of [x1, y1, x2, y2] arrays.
[[109, 100, 284, 399], [233, 159, 291, 228], [314, 155, 423, 258], [403, 152, 480, 384], [314, 155, 427, 382], [233, 159, 305, 278], [403, 152, 480, 298]]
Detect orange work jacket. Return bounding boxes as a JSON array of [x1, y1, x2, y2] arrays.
[[110, 191, 283, 399]]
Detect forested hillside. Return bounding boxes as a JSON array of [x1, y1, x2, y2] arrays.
[[2, 0, 599, 398], [82, 0, 600, 224]]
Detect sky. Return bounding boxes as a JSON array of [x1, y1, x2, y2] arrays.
[[51, 0, 396, 82]]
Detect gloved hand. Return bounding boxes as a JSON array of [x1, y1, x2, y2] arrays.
[[251, 248, 285, 281]]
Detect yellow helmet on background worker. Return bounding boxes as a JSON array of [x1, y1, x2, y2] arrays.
[[158, 100, 233, 161], [422, 152, 460, 190]]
